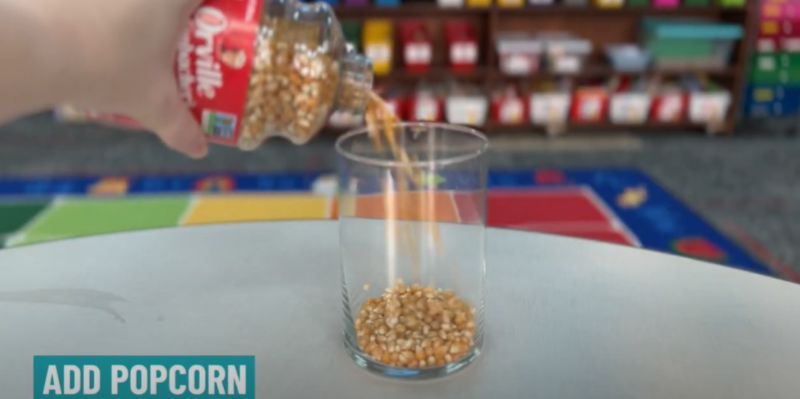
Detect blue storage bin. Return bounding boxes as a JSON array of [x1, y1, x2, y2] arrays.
[[374, 0, 400, 5], [641, 18, 743, 69], [317, 0, 340, 5], [605, 44, 651, 72], [744, 85, 800, 117]]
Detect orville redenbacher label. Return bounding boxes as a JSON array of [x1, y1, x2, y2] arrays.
[[59, 0, 263, 147]]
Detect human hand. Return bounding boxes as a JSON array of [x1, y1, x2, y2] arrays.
[[48, 0, 209, 158]]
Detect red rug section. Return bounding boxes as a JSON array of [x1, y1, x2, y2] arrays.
[[486, 188, 637, 246]]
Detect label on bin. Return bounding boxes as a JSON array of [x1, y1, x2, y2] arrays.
[[405, 43, 432, 65], [450, 43, 478, 65], [54, 0, 263, 148], [366, 44, 392, 67], [758, 56, 776, 71]]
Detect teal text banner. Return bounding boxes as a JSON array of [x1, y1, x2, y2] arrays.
[[33, 356, 255, 398]]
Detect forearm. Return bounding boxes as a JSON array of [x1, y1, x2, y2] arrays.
[[0, 1, 83, 124]]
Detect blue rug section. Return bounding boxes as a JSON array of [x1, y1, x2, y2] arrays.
[[0, 168, 774, 278]]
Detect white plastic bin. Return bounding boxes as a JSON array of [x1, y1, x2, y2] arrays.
[[529, 93, 571, 125], [496, 34, 543, 76], [438, 0, 465, 7], [446, 96, 488, 126], [689, 91, 731, 123], [609, 93, 652, 124]]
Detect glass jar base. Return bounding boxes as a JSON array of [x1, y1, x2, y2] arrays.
[[343, 336, 482, 380]]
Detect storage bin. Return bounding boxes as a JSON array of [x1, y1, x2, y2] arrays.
[[343, 0, 368, 6], [563, 0, 589, 6], [716, 0, 745, 7], [749, 53, 800, 85], [376, 87, 407, 119], [642, 18, 743, 69], [445, 20, 479, 73], [743, 85, 800, 117], [570, 86, 609, 123], [438, 0, 465, 8], [759, 20, 781, 37], [626, 0, 650, 6], [466, 0, 492, 7], [496, 0, 525, 7], [342, 21, 361, 51], [683, 0, 711, 7], [528, 0, 555, 5], [609, 93, 652, 124], [362, 19, 394, 76], [410, 84, 444, 122], [755, 35, 779, 53], [760, 2, 782, 20], [650, 88, 687, 122], [538, 33, 592, 74], [652, 0, 680, 8], [496, 34, 543, 76], [374, 0, 400, 6], [491, 86, 528, 125], [785, 37, 800, 52], [329, 110, 364, 127], [446, 95, 489, 126], [530, 93, 572, 125], [400, 21, 433, 73], [683, 78, 731, 124], [607, 78, 652, 124], [593, 0, 623, 9], [605, 44, 651, 72]]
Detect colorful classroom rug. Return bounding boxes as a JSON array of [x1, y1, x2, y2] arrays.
[[0, 168, 777, 279]]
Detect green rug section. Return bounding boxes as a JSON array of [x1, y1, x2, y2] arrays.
[[0, 202, 51, 249], [10, 197, 190, 246]]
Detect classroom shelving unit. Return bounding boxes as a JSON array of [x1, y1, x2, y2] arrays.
[[330, 2, 755, 135]]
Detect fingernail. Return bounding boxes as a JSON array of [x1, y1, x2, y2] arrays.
[[187, 140, 208, 159]]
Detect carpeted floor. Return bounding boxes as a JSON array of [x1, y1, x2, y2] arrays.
[[1, 112, 799, 279]]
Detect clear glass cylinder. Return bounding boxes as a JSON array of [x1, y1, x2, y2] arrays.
[[336, 122, 489, 380]]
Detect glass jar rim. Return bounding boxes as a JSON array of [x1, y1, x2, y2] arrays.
[[335, 122, 489, 168]]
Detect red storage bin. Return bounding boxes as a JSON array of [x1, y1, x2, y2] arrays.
[[569, 85, 609, 123], [783, 20, 800, 37], [445, 20, 479, 73], [491, 86, 528, 125], [373, 86, 407, 120], [408, 84, 444, 122], [399, 21, 433, 73], [650, 89, 687, 123]]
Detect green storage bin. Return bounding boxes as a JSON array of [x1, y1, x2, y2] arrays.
[[641, 18, 743, 69], [749, 53, 800, 85], [716, 0, 745, 7], [683, 0, 711, 6], [342, 21, 361, 51], [627, 0, 649, 7]]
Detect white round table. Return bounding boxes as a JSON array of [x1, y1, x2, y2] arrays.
[[1, 221, 799, 398]]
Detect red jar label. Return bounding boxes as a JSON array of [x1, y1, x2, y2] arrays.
[[57, 0, 263, 147]]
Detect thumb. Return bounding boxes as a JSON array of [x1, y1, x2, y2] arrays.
[[136, 81, 208, 159]]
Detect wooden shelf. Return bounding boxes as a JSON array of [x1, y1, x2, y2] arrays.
[[335, 5, 747, 17], [494, 5, 747, 16], [335, 4, 488, 17], [484, 121, 707, 132], [333, 1, 754, 135], [371, 65, 736, 81], [374, 66, 491, 80]]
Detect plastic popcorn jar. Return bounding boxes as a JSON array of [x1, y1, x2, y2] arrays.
[[55, 0, 375, 151]]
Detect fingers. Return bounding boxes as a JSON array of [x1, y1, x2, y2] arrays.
[[135, 81, 208, 159], [178, 0, 205, 18]]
